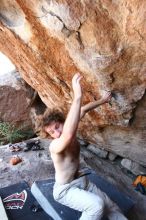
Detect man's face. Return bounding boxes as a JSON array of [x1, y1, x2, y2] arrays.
[[45, 121, 64, 139]]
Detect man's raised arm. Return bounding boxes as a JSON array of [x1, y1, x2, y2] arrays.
[[80, 91, 111, 119], [50, 73, 82, 153], [62, 73, 82, 139]]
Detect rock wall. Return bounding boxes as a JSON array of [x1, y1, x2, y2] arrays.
[[0, 0, 145, 165]]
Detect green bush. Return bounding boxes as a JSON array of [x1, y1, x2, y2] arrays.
[[0, 122, 34, 144]]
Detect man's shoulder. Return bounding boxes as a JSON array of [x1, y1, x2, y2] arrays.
[[49, 136, 68, 154], [49, 138, 59, 151]]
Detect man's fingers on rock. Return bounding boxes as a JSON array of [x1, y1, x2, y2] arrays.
[[77, 76, 82, 82], [103, 91, 111, 97], [73, 74, 82, 85], [76, 74, 81, 81], [107, 91, 111, 95], [72, 73, 80, 83]]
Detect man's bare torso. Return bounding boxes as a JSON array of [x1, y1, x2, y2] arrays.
[[50, 138, 80, 184]]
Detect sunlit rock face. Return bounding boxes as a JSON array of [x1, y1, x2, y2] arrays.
[[0, 0, 145, 165]]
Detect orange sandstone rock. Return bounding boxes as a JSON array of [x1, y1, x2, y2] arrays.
[[0, 0, 146, 166]]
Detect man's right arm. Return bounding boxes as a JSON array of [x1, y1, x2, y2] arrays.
[[50, 73, 82, 154]]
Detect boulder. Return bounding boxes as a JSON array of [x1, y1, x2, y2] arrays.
[[87, 144, 108, 159], [0, 0, 145, 164], [121, 159, 146, 176], [0, 70, 34, 128], [108, 152, 117, 161]]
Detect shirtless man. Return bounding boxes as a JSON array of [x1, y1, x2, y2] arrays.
[[42, 73, 128, 220]]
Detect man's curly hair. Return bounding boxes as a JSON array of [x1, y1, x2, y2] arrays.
[[39, 109, 65, 138]]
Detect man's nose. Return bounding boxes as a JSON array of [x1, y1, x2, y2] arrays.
[[55, 130, 61, 138]]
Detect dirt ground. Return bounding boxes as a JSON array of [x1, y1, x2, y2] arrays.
[[0, 138, 146, 220]]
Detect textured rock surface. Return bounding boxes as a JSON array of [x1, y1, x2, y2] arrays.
[[121, 158, 146, 175], [87, 144, 108, 158], [0, 70, 34, 127], [108, 152, 117, 161], [0, 1, 145, 164]]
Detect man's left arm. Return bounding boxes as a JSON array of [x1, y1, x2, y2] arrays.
[[80, 91, 111, 119]]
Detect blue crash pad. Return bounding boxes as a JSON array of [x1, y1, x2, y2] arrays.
[[31, 171, 134, 220]]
